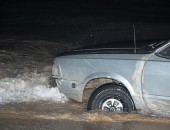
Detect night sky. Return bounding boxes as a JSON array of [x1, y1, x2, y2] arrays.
[[1, 0, 170, 46]]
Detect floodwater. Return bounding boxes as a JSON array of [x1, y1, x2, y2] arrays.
[[1, 119, 123, 130], [1, 119, 170, 130], [0, 101, 170, 130]]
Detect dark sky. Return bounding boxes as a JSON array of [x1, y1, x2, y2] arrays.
[[1, 0, 169, 20], [0, 0, 170, 45]]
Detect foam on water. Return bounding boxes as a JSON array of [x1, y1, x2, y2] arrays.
[[0, 73, 68, 104]]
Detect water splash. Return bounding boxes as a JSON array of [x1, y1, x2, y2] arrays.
[[0, 73, 68, 104]]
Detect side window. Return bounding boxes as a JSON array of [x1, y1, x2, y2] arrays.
[[158, 45, 170, 59]]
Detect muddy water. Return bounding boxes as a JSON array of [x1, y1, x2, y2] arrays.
[[0, 101, 170, 130], [1, 119, 170, 130]]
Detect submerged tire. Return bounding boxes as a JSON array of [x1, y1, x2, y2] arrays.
[[87, 84, 134, 112]]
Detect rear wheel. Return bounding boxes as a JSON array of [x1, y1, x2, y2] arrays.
[[87, 84, 134, 112]]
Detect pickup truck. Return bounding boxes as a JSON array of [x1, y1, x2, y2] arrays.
[[52, 40, 170, 117]]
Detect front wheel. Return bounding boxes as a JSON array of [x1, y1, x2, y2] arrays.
[[87, 84, 134, 112]]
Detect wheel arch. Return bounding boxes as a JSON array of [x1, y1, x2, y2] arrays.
[[82, 72, 135, 103]]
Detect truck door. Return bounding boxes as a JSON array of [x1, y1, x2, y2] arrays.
[[142, 45, 170, 116]]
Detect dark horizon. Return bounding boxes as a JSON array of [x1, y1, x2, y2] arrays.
[[1, 0, 170, 22], [1, 0, 170, 46]]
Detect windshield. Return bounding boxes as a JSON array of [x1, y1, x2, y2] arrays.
[[137, 40, 168, 54]]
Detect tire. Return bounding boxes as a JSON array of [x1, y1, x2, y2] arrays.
[[87, 84, 134, 112]]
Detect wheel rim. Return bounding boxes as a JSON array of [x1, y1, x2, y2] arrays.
[[101, 98, 123, 112]]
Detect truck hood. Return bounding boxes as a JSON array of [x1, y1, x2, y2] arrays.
[[59, 48, 135, 56], [58, 41, 136, 56], [57, 40, 168, 56]]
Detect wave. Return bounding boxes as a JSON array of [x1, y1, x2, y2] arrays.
[[0, 72, 68, 104]]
